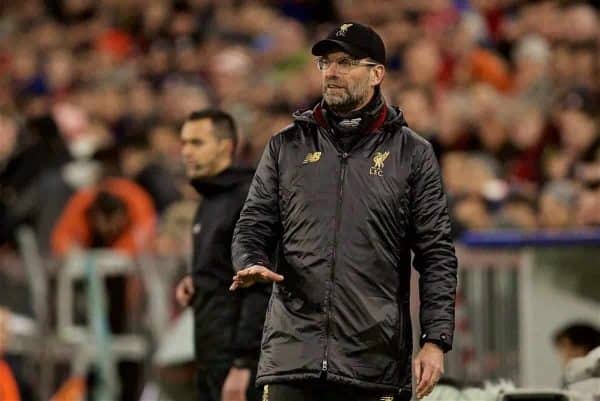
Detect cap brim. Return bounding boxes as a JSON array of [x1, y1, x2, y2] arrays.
[[311, 39, 369, 59]]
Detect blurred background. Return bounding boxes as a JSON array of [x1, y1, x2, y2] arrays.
[[0, 0, 599, 400]]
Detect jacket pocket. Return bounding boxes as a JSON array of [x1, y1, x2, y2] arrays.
[[277, 283, 305, 312]]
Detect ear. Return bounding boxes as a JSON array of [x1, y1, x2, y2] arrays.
[[218, 138, 235, 159], [370, 65, 385, 87]]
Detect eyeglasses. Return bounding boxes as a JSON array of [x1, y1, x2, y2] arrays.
[[316, 57, 379, 73]]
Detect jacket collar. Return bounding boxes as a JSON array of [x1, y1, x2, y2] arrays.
[[294, 102, 407, 133], [190, 166, 254, 197]]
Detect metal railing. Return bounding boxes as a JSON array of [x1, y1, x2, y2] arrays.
[[3, 227, 600, 398], [444, 232, 600, 388], [2, 227, 177, 400]]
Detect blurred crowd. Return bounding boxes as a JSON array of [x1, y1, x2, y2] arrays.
[[0, 1, 599, 399], [1, 0, 600, 253]]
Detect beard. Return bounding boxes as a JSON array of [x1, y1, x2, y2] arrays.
[[322, 76, 371, 114]]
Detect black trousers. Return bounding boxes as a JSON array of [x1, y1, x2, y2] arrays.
[[262, 380, 400, 401], [196, 362, 259, 401]]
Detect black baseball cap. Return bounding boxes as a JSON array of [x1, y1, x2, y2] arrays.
[[311, 22, 386, 65]]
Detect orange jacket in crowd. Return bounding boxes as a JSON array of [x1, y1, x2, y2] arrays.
[[0, 360, 20, 401], [51, 177, 156, 258]]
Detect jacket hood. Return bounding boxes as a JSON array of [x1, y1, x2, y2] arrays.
[[191, 166, 254, 197]]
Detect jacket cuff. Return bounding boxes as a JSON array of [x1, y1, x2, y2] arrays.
[[231, 356, 258, 369], [243, 259, 272, 270], [420, 331, 452, 353]]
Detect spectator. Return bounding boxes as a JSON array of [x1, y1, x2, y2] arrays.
[[394, 85, 437, 137], [555, 90, 599, 182], [403, 38, 443, 89], [512, 35, 554, 111], [0, 113, 71, 246], [51, 177, 156, 257], [576, 183, 600, 227], [497, 193, 538, 230], [431, 92, 475, 158], [119, 135, 182, 214], [538, 181, 579, 230], [50, 177, 156, 401], [553, 323, 600, 369], [506, 101, 547, 186]]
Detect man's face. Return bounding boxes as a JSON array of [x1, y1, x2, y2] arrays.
[[181, 119, 231, 179], [539, 193, 572, 229], [320, 51, 376, 114], [559, 109, 596, 152]]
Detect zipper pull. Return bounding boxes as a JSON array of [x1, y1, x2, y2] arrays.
[[341, 152, 349, 160], [322, 360, 328, 371]]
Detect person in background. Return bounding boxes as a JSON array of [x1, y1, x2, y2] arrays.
[[174, 109, 269, 401], [119, 134, 182, 215], [537, 181, 578, 230], [51, 177, 156, 258], [51, 177, 156, 401], [553, 322, 600, 370]]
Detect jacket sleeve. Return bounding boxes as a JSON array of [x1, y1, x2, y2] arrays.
[[51, 191, 93, 257], [232, 135, 282, 270], [409, 142, 458, 352]]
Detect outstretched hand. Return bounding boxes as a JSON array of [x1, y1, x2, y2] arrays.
[[230, 265, 284, 291]]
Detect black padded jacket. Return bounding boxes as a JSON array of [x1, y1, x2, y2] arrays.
[[232, 105, 458, 398], [191, 167, 270, 368]]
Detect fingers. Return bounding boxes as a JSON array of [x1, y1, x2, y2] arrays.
[[424, 374, 437, 398], [229, 266, 284, 291], [176, 291, 191, 307], [176, 276, 195, 307], [413, 357, 422, 386], [229, 278, 242, 291], [237, 266, 283, 280], [183, 276, 195, 293], [175, 285, 188, 307], [415, 361, 442, 399], [415, 362, 432, 399], [259, 269, 284, 282]]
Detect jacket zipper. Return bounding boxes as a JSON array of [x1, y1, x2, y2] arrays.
[[322, 150, 349, 373]]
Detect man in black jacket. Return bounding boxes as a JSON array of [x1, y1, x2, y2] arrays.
[[230, 23, 458, 401], [175, 109, 269, 401]]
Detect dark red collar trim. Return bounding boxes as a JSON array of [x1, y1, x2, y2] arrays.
[[313, 103, 329, 128], [368, 104, 388, 133]]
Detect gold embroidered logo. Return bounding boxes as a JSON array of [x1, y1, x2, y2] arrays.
[[370, 151, 390, 176], [262, 385, 269, 401], [303, 151, 322, 164], [336, 23, 353, 37], [379, 396, 394, 401]]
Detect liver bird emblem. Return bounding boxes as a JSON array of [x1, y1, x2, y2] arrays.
[[373, 151, 390, 169], [336, 23, 353, 36]]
